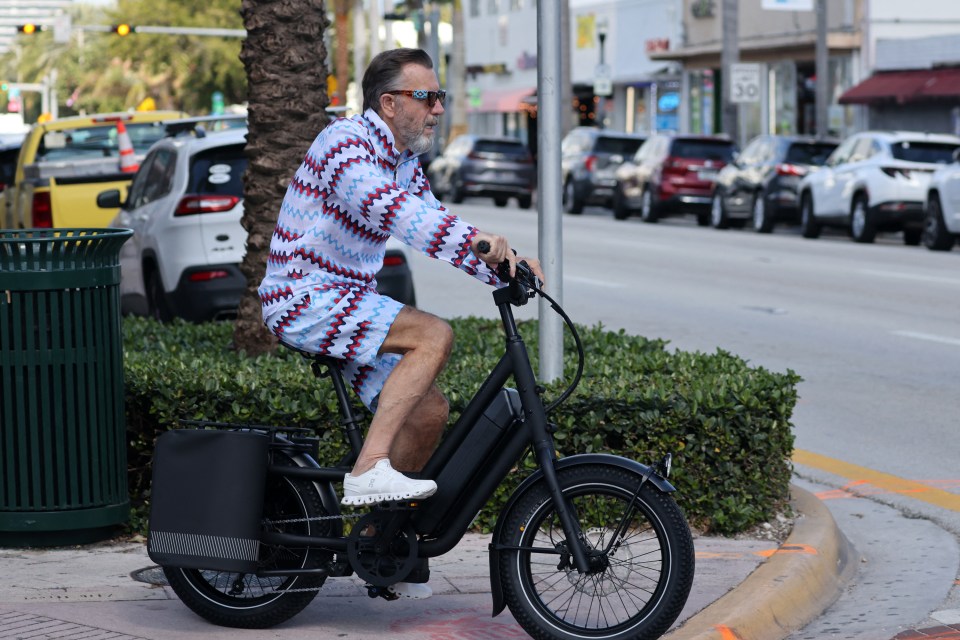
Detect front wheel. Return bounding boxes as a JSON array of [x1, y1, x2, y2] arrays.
[[163, 455, 335, 628], [499, 464, 695, 640]]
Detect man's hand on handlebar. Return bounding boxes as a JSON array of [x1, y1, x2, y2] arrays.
[[471, 231, 546, 286]]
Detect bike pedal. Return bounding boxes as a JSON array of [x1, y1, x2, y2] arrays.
[[366, 584, 399, 601], [377, 499, 422, 511]]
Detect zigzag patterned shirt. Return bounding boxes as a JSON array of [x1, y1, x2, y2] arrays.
[[259, 109, 500, 329]]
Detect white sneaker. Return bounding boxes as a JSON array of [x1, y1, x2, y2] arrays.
[[341, 459, 438, 506], [387, 582, 433, 599]]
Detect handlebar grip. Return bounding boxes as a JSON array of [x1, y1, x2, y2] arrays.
[[476, 240, 491, 254]]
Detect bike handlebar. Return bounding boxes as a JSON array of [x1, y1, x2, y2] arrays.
[[475, 240, 540, 289]]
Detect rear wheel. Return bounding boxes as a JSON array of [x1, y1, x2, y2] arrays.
[[494, 197, 509, 208], [518, 194, 533, 210], [922, 194, 956, 251], [163, 455, 335, 628], [450, 178, 465, 204], [613, 185, 631, 221], [640, 189, 658, 223], [564, 179, 584, 214], [147, 270, 173, 323], [710, 192, 729, 229], [850, 195, 876, 243], [800, 193, 821, 239], [499, 464, 694, 640], [752, 191, 775, 233]]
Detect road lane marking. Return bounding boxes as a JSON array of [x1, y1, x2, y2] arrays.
[[565, 275, 624, 289], [858, 268, 960, 286], [794, 449, 960, 512], [892, 330, 960, 347]]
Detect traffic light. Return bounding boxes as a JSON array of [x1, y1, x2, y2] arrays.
[[112, 23, 134, 36], [17, 24, 41, 35]]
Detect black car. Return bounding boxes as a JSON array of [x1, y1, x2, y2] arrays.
[[710, 135, 838, 232], [561, 127, 646, 214], [427, 135, 535, 208]]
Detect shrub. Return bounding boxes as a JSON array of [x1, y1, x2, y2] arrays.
[[123, 316, 799, 536]]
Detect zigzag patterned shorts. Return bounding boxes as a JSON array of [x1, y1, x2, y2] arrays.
[[265, 286, 405, 410]]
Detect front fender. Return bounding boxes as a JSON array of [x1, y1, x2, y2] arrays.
[[489, 453, 675, 617]]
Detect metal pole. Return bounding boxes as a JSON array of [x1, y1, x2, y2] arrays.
[[721, 0, 738, 141], [537, 0, 563, 382], [815, 0, 829, 138]]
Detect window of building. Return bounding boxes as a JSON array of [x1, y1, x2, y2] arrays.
[[469, 0, 480, 16]]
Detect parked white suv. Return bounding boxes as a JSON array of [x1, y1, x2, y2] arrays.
[[98, 127, 415, 322], [797, 131, 960, 244], [922, 148, 960, 251]]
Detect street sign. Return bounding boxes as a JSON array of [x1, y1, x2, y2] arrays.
[[762, 0, 813, 10], [730, 63, 761, 103], [594, 63, 612, 97]]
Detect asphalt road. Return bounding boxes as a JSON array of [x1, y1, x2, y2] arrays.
[[405, 197, 960, 637]]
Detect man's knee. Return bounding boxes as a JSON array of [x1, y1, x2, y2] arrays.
[[383, 308, 453, 359]]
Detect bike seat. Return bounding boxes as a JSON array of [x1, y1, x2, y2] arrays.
[[277, 341, 342, 371]]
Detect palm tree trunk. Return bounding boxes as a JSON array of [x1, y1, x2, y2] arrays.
[[235, 0, 331, 355]]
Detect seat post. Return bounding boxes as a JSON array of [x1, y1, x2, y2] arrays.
[[310, 358, 364, 459]]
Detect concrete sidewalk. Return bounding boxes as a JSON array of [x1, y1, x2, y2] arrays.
[[0, 485, 854, 640]]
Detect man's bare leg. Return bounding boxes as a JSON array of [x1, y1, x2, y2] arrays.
[[350, 306, 452, 476]]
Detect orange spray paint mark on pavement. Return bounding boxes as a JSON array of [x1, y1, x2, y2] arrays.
[[755, 543, 818, 558], [715, 624, 744, 639]]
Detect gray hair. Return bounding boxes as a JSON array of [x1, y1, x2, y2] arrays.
[[362, 48, 435, 114]]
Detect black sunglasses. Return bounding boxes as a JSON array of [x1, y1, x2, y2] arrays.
[[385, 89, 447, 108]]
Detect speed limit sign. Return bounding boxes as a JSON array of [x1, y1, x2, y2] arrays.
[[730, 63, 761, 103]]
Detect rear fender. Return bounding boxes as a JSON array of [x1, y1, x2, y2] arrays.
[[489, 453, 675, 616]]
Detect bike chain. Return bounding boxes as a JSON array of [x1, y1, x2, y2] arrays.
[[262, 512, 362, 525]]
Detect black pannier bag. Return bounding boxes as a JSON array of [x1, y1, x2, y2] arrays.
[[148, 429, 269, 573]]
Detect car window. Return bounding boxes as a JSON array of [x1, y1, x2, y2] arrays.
[[0, 147, 19, 186], [594, 136, 644, 156], [849, 138, 876, 162], [187, 144, 248, 196], [785, 142, 838, 166], [737, 138, 764, 165], [472, 140, 530, 157], [670, 140, 736, 161], [827, 137, 858, 165], [36, 122, 169, 162], [141, 147, 177, 205], [126, 152, 158, 209], [891, 141, 960, 164]]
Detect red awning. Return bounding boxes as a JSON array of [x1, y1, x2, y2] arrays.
[[467, 87, 535, 113], [839, 67, 960, 105]]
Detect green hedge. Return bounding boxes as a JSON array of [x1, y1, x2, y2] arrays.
[[123, 316, 799, 536]]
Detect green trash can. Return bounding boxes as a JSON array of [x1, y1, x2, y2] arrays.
[[0, 228, 132, 546]]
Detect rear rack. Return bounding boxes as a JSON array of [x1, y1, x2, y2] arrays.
[[178, 419, 319, 457]]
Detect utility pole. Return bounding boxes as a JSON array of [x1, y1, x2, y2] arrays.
[[720, 0, 738, 140], [537, 0, 563, 382], [815, 0, 829, 138]]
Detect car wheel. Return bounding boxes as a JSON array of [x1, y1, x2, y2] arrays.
[[922, 194, 956, 251], [902, 228, 922, 246], [147, 270, 173, 323], [563, 180, 584, 214], [494, 197, 508, 208], [518, 194, 532, 210], [753, 192, 775, 233], [850, 194, 876, 243], [640, 189, 658, 223], [799, 193, 821, 239], [612, 185, 631, 221], [710, 192, 729, 229], [450, 178, 465, 204]]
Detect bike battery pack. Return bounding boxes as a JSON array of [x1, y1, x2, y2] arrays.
[[147, 429, 269, 573]]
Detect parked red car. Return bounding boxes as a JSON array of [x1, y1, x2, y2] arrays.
[[613, 134, 737, 224]]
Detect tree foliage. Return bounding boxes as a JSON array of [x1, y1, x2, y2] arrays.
[[0, 0, 246, 117]]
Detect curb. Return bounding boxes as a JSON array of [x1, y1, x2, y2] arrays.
[[664, 484, 857, 640]]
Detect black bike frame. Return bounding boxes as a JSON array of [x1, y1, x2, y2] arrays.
[[261, 282, 593, 574]]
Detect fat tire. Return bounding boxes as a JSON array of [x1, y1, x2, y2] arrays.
[[922, 194, 955, 251], [498, 464, 694, 640], [163, 454, 333, 628]]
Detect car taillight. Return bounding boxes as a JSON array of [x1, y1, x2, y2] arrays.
[[776, 163, 807, 177], [584, 155, 597, 172], [31, 191, 52, 228], [174, 194, 240, 216], [467, 151, 482, 160], [662, 156, 686, 174], [383, 254, 406, 267], [188, 269, 230, 282]]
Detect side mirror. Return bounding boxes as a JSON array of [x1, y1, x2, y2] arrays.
[[97, 189, 123, 209]]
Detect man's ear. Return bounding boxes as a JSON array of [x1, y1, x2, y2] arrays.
[[379, 93, 398, 119]]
